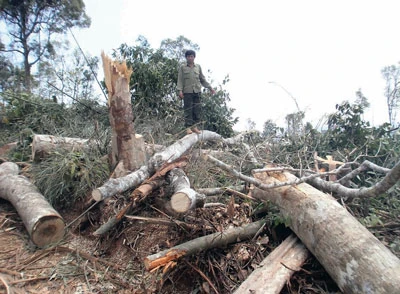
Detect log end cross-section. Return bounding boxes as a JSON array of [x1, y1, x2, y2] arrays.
[[31, 215, 66, 248]]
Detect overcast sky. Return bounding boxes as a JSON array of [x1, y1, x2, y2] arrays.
[[72, 0, 400, 131]]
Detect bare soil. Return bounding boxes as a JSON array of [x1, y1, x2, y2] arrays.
[[0, 190, 344, 294]]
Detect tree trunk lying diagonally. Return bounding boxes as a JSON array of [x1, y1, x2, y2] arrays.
[[144, 219, 266, 271], [0, 162, 65, 247], [250, 171, 400, 294], [91, 130, 225, 201]]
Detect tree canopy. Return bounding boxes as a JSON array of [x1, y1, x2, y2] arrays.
[[0, 0, 91, 91]]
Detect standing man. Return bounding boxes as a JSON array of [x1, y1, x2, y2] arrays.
[[177, 50, 216, 134]]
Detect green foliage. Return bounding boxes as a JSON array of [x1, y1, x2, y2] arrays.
[[326, 100, 371, 150], [114, 36, 237, 137], [262, 119, 281, 138], [31, 150, 109, 209], [0, 0, 91, 90], [1, 91, 110, 140], [202, 75, 238, 137]]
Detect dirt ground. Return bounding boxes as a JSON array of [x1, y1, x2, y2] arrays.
[[0, 190, 344, 294]]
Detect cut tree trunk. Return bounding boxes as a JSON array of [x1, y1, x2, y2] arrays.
[[31, 134, 94, 161], [234, 234, 309, 294], [0, 162, 65, 247], [93, 158, 188, 236], [91, 130, 225, 201], [168, 168, 206, 213], [250, 170, 400, 294], [101, 52, 146, 176], [144, 219, 266, 271], [32, 134, 163, 164]]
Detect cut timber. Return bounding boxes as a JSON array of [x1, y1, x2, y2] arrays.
[[93, 158, 188, 235], [0, 162, 65, 247], [32, 134, 94, 161], [234, 234, 309, 294], [92, 130, 225, 201], [102, 52, 146, 175], [144, 219, 266, 271], [250, 171, 400, 294], [168, 168, 206, 213]]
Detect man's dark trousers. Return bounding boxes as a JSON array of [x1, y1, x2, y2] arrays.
[[183, 92, 201, 127]]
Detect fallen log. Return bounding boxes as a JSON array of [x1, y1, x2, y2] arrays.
[[0, 162, 65, 247], [31, 134, 95, 161], [250, 171, 400, 293], [144, 219, 266, 271], [91, 130, 225, 201], [234, 234, 309, 294], [93, 158, 188, 236], [203, 155, 400, 293], [168, 168, 206, 213], [32, 134, 165, 163]]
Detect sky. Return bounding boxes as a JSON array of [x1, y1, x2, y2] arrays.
[[71, 0, 400, 131]]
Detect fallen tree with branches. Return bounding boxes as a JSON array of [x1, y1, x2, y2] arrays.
[[83, 128, 400, 293]]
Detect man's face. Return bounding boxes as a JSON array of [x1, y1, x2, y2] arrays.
[[186, 54, 195, 64]]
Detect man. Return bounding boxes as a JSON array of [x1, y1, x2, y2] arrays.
[[177, 50, 215, 134]]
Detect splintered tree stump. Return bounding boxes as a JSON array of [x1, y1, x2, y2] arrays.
[[0, 162, 65, 247], [102, 52, 146, 175], [168, 168, 206, 213]]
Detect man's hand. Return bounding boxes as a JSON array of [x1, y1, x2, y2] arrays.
[[179, 91, 184, 99], [210, 88, 216, 95]]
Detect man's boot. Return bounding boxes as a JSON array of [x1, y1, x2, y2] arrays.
[[186, 128, 193, 134]]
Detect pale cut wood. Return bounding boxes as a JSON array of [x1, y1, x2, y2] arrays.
[[32, 134, 93, 161], [0, 162, 65, 248], [250, 171, 400, 294], [234, 234, 309, 294], [92, 130, 225, 201], [168, 168, 206, 213], [91, 165, 150, 201], [144, 219, 266, 271]]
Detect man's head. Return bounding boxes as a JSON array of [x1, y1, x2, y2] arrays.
[[185, 50, 196, 58]]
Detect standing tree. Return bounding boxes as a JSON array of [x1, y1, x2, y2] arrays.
[[285, 111, 304, 138], [381, 63, 400, 127], [0, 0, 91, 92], [262, 119, 279, 138], [160, 35, 200, 61]]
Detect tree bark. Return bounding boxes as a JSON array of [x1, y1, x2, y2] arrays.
[[168, 168, 206, 213], [234, 234, 309, 294], [0, 162, 65, 248], [91, 130, 225, 201], [250, 170, 400, 294], [31, 134, 94, 161], [101, 52, 146, 176], [144, 219, 266, 271]]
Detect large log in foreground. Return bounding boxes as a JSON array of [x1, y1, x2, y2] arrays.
[[250, 171, 400, 294], [0, 162, 65, 247], [234, 234, 309, 294]]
